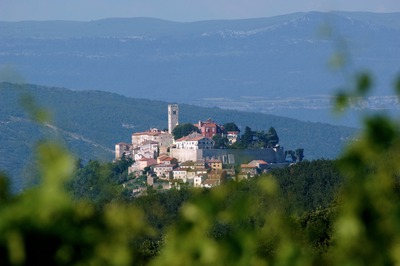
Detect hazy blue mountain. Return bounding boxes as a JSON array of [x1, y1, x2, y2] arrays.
[[0, 12, 399, 126], [0, 82, 357, 192]]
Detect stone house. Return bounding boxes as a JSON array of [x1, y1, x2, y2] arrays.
[[128, 158, 157, 175], [154, 164, 176, 179], [179, 160, 195, 169], [157, 155, 178, 165], [115, 142, 133, 160], [196, 118, 222, 139], [173, 168, 188, 183], [206, 159, 223, 170], [131, 128, 173, 154], [248, 160, 269, 172], [207, 169, 227, 184], [240, 164, 258, 178]]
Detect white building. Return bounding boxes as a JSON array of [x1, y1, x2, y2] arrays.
[[172, 168, 188, 183], [174, 133, 214, 150], [193, 176, 205, 187], [226, 131, 239, 145]]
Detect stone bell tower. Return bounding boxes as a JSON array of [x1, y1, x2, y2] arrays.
[[168, 104, 179, 134]]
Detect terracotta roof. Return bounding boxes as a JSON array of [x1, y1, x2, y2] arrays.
[[241, 164, 258, 169], [179, 136, 211, 142], [206, 159, 222, 163], [252, 160, 268, 164], [132, 132, 158, 136], [132, 130, 169, 137], [158, 155, 169, 160], [176, 132, 205, 142], [180, 161, 194, 166], [139, 158, 156, 162]]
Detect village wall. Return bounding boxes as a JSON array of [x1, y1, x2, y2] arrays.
[[170, 149, 204, 162], [171, 147, 285, 164], [202, 148, 285, 164]]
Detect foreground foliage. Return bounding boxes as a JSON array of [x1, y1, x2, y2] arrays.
[[1, 75, 400, 265]]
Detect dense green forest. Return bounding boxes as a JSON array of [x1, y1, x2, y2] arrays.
[[1, 149, 345, 265], [0, 82, 357, 191]]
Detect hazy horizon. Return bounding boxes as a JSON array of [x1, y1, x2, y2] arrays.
[[1, 0, 400, 22]]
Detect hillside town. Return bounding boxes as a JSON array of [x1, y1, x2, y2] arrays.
[[115, 104, 297, 194]]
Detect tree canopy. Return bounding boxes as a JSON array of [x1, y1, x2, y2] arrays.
[[222, 122, 240, 133], [233, 126, 280, 149], [171, 123, 200, 140]]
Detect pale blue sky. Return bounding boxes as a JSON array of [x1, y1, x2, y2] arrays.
[[1, 0, 400, 22]]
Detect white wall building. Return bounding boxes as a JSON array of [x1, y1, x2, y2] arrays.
[[174, 133, 214, 150], [193, 176, 205, 187], [173, 168, 188, 183], [171, 133, 215, 162]]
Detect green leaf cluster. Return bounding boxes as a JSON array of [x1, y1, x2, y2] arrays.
[[233, 126, 280, 149], [0, 142, 148, 266], [171, 123, 200, 140]]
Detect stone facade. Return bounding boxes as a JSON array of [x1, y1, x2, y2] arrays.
[[115, 142, 133, 160], [172, 147, 285, 164], [131, 128, 173, 150], [170, 149, 203, 163]]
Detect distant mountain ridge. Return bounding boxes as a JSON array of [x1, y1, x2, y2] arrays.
[[1, 12, 399, 38], [1, 12, 399, 126], [0, 82, 357, 192]]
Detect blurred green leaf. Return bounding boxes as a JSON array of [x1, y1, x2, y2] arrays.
[[395, 74, 400, 96], [364, 115, 396, 150], [355, 72, 372, 96], [19, 93, 51, 124], [329, 52, 347, 70], [334, 90, 349, 112]]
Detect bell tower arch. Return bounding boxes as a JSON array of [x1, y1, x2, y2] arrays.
[[168, 104, 179, 134]]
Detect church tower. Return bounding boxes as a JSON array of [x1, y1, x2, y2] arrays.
[[168, 104, 179, 134]]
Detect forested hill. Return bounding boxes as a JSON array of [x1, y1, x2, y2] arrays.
[[0, 82, 357, 190]]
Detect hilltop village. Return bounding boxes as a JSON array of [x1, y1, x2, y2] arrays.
[[115, 104, 301, 193]]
